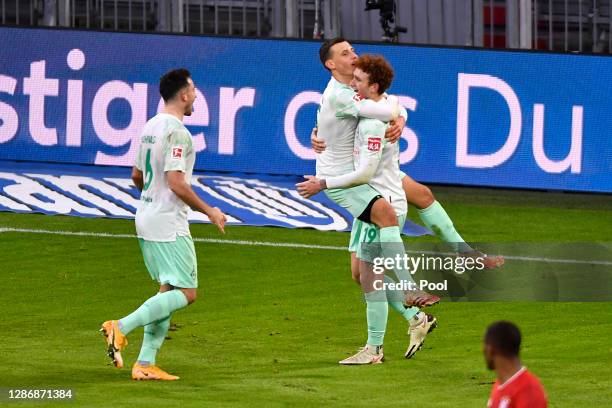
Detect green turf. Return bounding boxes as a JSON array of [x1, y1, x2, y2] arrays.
[[0, 186, 611, 407]]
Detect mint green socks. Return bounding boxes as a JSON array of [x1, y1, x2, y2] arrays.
[[384, 275, 420, 321], [417, 200, 472, 253], [364, 290, 388, 346], [119, 289, 188, 335], [379, 226, 415, 286], [137, 315, 171, 365]]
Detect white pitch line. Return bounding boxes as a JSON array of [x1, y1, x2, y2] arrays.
[[1, 227, 611, 266], [0, 227, 345, 251]]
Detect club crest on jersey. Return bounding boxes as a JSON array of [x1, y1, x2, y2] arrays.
[[367, 137, 382, 152], [172, 146, 183, 159], [353, 93, 365, 102]]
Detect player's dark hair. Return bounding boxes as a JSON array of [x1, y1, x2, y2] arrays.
[[159, 68, 191, 102], [319, 37, 348, 70], [485, 321, 522, 358], [355, 54, 394, 95]]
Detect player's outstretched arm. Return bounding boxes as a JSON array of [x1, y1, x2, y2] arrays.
[[167, 170, 227, 233]]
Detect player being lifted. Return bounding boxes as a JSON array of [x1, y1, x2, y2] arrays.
[[297, 38, 440, 309], [100, 68, 227, 380], [303, 38, 504, 283], [338, 54, 438, 364]]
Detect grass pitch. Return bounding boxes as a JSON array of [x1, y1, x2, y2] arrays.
[[0, 186, 611, 407]]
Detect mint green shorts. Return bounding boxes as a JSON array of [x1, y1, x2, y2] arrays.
[[348, 214, 407, 262], [324, 184, 381, 218], [138, 236, 198, 289]]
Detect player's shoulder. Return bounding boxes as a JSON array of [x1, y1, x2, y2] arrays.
[[174, 124, 192, 140], [150, 112, 178, 126], [164, 121, 192, 145], [522, 370, 546, 393], [329, 77, 351, 92], [330, 79, 357, 101], [518, 369, 543, 386], [142, 113, 165, 132], [506, 369, 546, 396], [515, 371, 547, 407]]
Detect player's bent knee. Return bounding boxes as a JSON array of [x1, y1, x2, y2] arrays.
[[181, 288, 197, 304], [413, 185, 435, 209], [422, 185, 435, 203], [351, 267, 360, 284], [403, 177, 436, 209], [370, 198, 398, 228]]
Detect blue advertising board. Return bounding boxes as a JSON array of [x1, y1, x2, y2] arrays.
[[0, 160, 432, 236], [0, 27, 610, 192]]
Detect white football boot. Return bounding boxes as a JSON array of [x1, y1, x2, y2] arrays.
[[339, 344, 384, 365], [405, 312, 437, 359]]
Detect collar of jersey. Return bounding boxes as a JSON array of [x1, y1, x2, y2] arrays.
[[497, 366, 527, 390]]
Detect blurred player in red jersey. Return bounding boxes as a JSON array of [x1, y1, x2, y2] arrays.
[[484, 321, 548, 408]]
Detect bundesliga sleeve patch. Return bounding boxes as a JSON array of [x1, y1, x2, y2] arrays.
[[367, 137, 382, 152], [171, 146, 183, 160]]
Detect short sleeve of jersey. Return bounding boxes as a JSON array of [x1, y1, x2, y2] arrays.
[[163, 129, 192, 173], [334, 87, 362, 118]]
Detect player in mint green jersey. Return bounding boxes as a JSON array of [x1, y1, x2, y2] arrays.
[[333, 55, 437, 364], [101, 68, 227, 380], [307, 38, 504, 272], [297, 38, 439, 309]]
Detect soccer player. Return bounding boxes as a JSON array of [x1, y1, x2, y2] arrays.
[[100, 68, 227, 381], [323, 54, 437, 364], [307, 39, 505, 275], [297, 38, 439, 309], [484, 321, 548, 408]]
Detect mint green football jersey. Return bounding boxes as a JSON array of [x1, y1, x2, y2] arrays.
[[134, 113, 195, 242], [355, 114, 407, 217]]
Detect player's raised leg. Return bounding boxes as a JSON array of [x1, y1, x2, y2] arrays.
[[382, 273, 437, 358], [100, 320, 129, 369], [401, 174, 504, 269], [101, 284, 192, 368], [101, 235, 197, 373], [405, 312, 438, 359], [369, 198, 440, 307]]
